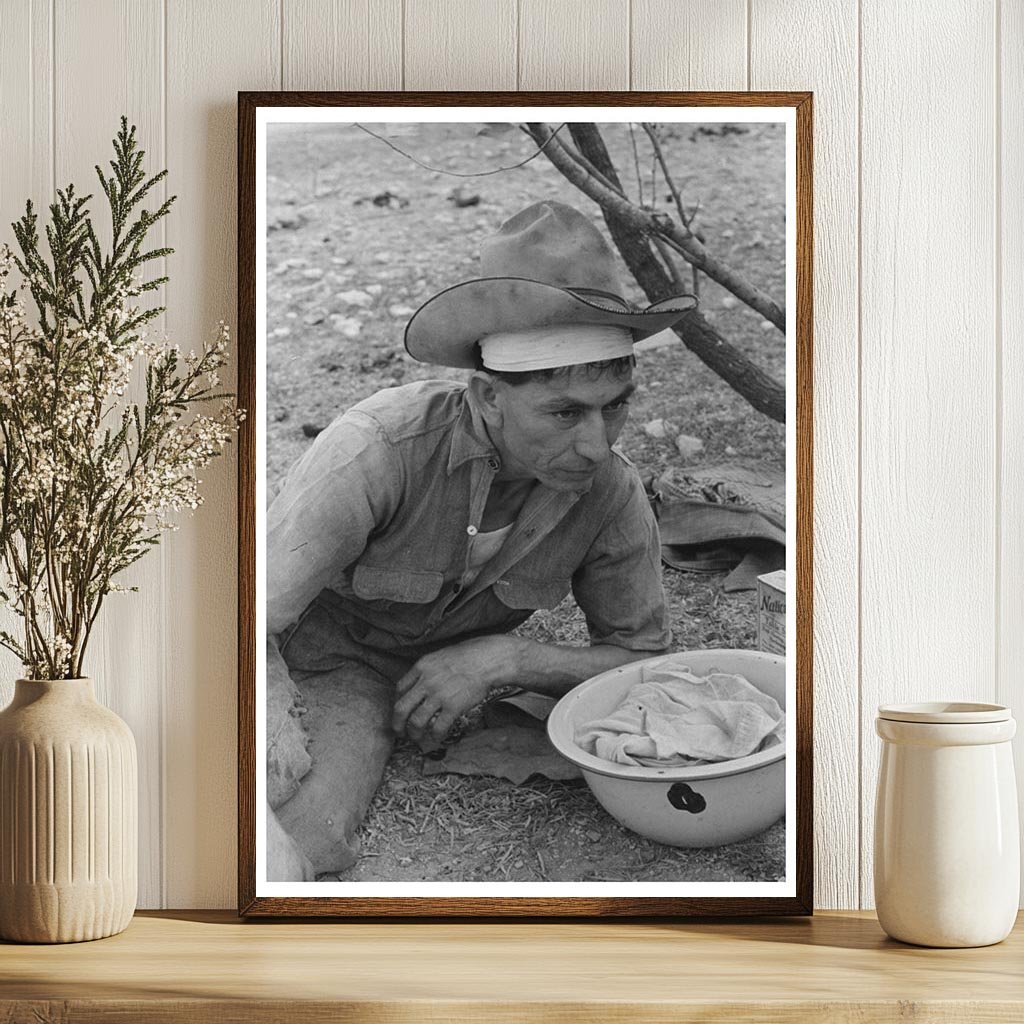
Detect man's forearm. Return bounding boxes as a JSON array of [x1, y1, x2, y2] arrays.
[[505, 636, 665, 698]]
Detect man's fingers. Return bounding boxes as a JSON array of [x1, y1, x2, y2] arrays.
[[406, 697, 442, 735], [395, 664, 421, 696], [392, 683, 426, 734], [428, 708, 459, 744]]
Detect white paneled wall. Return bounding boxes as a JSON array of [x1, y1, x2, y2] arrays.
[[0, 0, 1018, 910]]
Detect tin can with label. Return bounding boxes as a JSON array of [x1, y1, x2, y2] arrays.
[[756, 570, 786, 656]]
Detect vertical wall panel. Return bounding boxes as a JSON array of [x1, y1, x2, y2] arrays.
[[519, 0, 629, 90], [0, 0, 53, 696], [51, 0, 166, 909], [750, 1, 860, 910], [1000, 0, 1024, 899], [164, 0, 280, 908], [860, 1, 998, 907], [0, 0, 1019, 913], [0, 0, 51, 226], [631, 0, 746, 90], [404, 0, 516, 90], [283, 0, 402, 90]]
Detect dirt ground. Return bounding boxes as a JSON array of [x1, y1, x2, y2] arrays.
[[265, 120, 787, 883]]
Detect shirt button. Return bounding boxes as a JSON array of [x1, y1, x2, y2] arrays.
[[467, 525, 478, 536], [487, 458, 499, 470]]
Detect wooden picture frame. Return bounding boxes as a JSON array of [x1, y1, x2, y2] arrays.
[[238, 91, 813, 917]]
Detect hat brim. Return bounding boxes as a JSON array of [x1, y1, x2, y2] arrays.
[[404, 277, 697, 369]]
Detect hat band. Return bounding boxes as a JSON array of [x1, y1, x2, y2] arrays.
[[479, 325, 634, 372]]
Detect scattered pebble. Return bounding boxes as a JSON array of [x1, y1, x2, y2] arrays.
[[270, 214, 305, 234], [373, 252, 392, 263], [675, 433, 705, 460], [721, 296, 739, 310], [388, 304, 416, 318], [354, 191, 408, 209], [643, 419, 668, 440], [365, 284, 384, 296], [759, 320, 775, 332], [270, 326, 291, 338], [272, 409, 290, 422], [299, 267, 324, 281], [301, 423, 324, 438], [335, 289, 373, 308], [725, 445, 737, 456], [721, 229, 735, 239], [448, 187, 481, 207], [329, 315, 362, 339], [586, 830, 601, 842]]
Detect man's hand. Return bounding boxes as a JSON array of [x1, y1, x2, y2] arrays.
[[392, 635, 518, 749]]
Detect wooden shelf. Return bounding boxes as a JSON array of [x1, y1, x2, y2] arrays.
[[2, 910, 1022, 1022]]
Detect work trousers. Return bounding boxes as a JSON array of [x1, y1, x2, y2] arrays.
[[270, 592, 422, 876]]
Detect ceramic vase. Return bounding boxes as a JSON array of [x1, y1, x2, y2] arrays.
[[0, 678, 137, 943], [874, 702, 1019, 948]]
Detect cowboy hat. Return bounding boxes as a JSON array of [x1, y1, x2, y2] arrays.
[[404, 200, 697, 368]]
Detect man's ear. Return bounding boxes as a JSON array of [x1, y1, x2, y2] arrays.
[[468, 371, 503, 427]]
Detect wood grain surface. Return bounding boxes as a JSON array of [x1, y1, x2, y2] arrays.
[[1, 910, 1023, 1022], [518, 0, 629, 90], [1000, 0, 1024, 886], [283, 0, 403, 91], [858, 2, 999, 909], [631, 0, 747, 91], [49, 0, 168, 914], [404, 0, 517, 91], [750, 0, 860, 911], [163, 0, 280, 908]]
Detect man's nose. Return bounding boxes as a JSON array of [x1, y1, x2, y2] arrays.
[[574, 415, 612, 464]]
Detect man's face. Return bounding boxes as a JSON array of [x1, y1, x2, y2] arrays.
[[482, 363, 636, 492]]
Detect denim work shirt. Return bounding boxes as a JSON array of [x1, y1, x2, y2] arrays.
[[267, 380, 670, 656]]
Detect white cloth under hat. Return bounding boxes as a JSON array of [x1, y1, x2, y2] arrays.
[[479, 324, 635, 372], [404, 200, 697, 369]]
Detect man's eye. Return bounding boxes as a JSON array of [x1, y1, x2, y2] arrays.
[[603, 400, 629, 416], [552, 409, 581, 422]]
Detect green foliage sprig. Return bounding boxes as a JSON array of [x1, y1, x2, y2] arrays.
[[0, 117, 242, 679]]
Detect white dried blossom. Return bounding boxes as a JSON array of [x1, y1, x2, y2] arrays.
[[0, 244, 242, 678]]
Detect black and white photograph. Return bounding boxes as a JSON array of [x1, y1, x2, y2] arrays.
[[243, 98, 809, 913]]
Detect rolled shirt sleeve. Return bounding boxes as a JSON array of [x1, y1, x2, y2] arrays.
[[571, 469, 671, 652], [266, 411, 401, 636]]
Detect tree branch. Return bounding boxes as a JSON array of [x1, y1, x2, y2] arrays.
[[563, 123, 785, 422], [527, 122, 785, 331]]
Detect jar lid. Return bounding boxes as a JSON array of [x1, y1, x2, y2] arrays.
[[877, 701, 1011, 724]]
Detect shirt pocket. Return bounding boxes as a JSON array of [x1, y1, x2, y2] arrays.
[[352, 563, 445, 605], [492, 574, 572, 610]]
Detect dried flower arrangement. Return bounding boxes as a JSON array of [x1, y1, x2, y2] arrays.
[[0, 118, 242, 679]]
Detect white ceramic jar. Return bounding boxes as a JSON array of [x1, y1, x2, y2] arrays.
[[874, 702, 1019, 947]]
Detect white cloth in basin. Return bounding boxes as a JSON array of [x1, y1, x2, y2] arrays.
[[576, 664, 785, 767]]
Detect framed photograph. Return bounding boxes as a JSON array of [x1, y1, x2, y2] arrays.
[[238, 91, 812, 917]]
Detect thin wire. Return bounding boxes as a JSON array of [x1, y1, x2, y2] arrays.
[[353, 122, 570, 178]]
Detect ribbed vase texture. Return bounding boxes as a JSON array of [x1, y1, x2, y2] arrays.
[[0, 678, 137, 943]]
